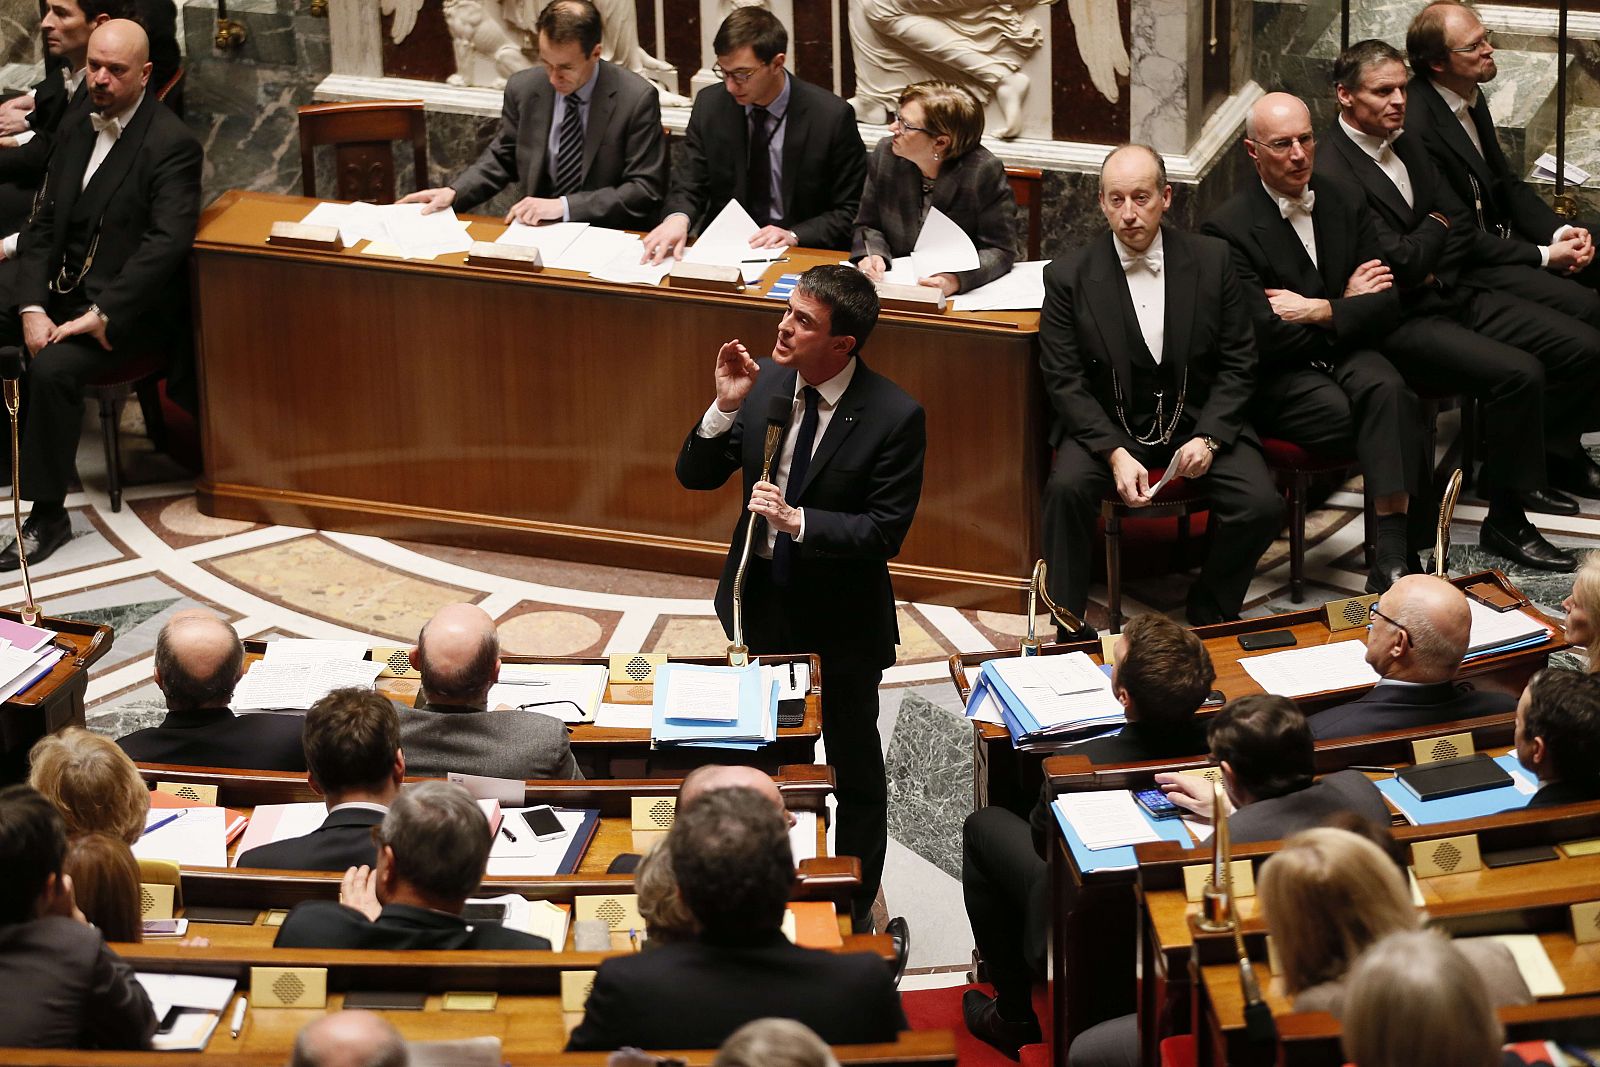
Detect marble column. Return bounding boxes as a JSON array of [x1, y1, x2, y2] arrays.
[[1130, 0, 1243, 152], [1, 0, 40, 75]]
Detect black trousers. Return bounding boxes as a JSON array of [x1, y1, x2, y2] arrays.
[[962, 805, 1048, 1015], [1041, 435, 1282, 620], [1474, 258, 1600, 325], [1252, 349, 1425, 501]]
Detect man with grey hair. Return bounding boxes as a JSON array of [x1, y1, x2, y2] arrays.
[[1040, 142, 1279, 634], [116, 609, 306, 771], [274, 780, 551, 949], [290, 1011, 408, 1067], [397, 602, 580, 779], [1307, 574, 1515, 739]]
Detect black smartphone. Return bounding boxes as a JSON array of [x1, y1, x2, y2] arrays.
[[1202, 689, 1225, 708], [1134, 788, 1183, 820], [523, 805, 568, 841], [344, 990, 427, 1011], [777, 697, 805, 729], [460, 903, 507, 924], [1238, 630, 1296, 652]]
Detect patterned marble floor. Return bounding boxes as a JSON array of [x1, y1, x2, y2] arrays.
[[5, 409, 1597, 975]]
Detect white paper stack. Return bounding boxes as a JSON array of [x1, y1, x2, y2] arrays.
[[133, 807, 229, 868], [683, 200, 784, 283], [232, 647, 384, 711], [296, 201, 473, 259], [134, 973, 238, 1051], [1464, 600, 1552, 658], [489, 663, 608, 723], [1053, 791, 1163, 851], [1529, 153, 1590, 186], [1238, 640, 1380, 697], [950, 260, 1049, 311], [0, 639, 66, 702]]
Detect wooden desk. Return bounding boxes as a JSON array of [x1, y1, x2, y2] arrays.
[[951, 570, 1564, 814], [0, 611, 114, 785], [191, 190, 1043, 610]]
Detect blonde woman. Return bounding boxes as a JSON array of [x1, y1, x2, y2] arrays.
[[1562, 552, 1598, 672], [28, 728, 149, 844], [715, 1018, 841, 1067]]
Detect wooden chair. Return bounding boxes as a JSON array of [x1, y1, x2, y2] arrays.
[[82, 349, 167, 513], [1101, 474, 1209, 633], [1005, 165, 1044, 261], [1259, 438, 1375, 604], [297, 100, 428, 205]]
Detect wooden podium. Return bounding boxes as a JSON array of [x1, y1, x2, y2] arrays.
[[0, 611, 116, 784]]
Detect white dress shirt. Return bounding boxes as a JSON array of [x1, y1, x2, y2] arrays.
[[696, 356, 858, 553], [1265, 180, 1318, 269], [1340, 115, 1413, 209], [1113, 230, 1165, 364], [84, 91, 143, 191]]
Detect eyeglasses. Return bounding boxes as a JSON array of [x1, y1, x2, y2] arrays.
[[1449, 30, 1494, 54], [1368, 601, 1411, 639], [1248, 132, 1316, 154], [891, 112, 929, 135], [712, 62, 768, 84]]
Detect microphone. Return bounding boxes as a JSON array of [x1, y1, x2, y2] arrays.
[[1020, 560, 1087, 656], [728, 392, 794, 667], [1434, 467, 1463, 578], [0, 348, 41, 626]]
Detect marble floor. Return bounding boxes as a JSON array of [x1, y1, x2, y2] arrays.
[[6, 407, 1597, 979]]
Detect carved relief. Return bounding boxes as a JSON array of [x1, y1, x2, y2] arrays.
[[584, 0, 690, 105], [383, 0, 533, 88]]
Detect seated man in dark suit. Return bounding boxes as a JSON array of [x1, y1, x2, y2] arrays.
[[116, 609, 306, 771], [1204, 92, 1425, 594], [640, 6, 867, 262], [237, 688, 403, 871], [1309, 574, 1515, 739], [1158, 695, 1390, 841], [609, 763, 795, 873], [0, 784, 155, 1049], [1516, 668, 1600, 808], [566, 787, 905, 1049], [0, 19, 201, 569], [1041, 144, 1281, 633], [274, 780, 550, 950], [400, 0, 665, 230], [960, 611, 1215, 1056], [398, 602, 580, 780]]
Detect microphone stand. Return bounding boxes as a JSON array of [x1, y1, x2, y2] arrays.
[[1190, 779, 1276, 1042], [728, 394, 794, 667], [1020, 560, 1086, 656], [1, 354, 40, 626], [1434, 467, 1462, 579]]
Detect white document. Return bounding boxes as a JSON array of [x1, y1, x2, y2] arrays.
[[0, 643, 54, 701], [495, 220, 588, 259], [1238, 640, 1380, 698], [991, 652, 1122, 729], [296, 202, 358, 247], [1466, 599, 1550, 655], [548, 226, 640, 273], [764, 660, 810, 700], [950, 260, 1049, 312], [1053, 791, 1162, 851], [379, 203, 474, 259], [968, 688, 1006, 725], [595, 702, 653, 729], [662, 670, 742, 721], [485, 808, 588, 875], [489, 663, 607, 722], [683, 199, 767, 266], [789, 810, 819, 862], [1530, 152, 1590, 186], [232, 658, 385, 710], [467, 893, 569, 948], [335, 200, 390, 244], [230, 802, 327, 865], [135, 973, 238, 1018], [1489, 934, 1566, 997], [447, 771, 526, 805], [588, 239, 674, 286], [908, 206, 980, 278], [134, 807, 228, 868], [1146, 464, 1180, 498], [263, 638, 371, 663]]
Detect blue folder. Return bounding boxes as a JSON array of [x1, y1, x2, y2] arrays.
[[1050, 796, 1196, 874], [650, 662, 776, 751], [1375, 754, 1536, 825]]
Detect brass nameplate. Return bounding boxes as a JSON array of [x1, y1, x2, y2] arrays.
[[1411, 732, 1474, 765], [155, 781, 217, 805], [631, 795, 676, 831], [442, 991, 498, 1011], [561, 970, 597, 1012], [574, 893, 642, 931], [609, 652, 666, 686], [251, 967, 328, 1008], [139, 882, 175, 920], [1571, 901, 1600, 945], [874, 281, 947, 313], [370, 645, 418, 680], [1183, 860, 1255, 902], [465, 241, 543, 272], [1099, 634, 1119, 665], [1411, 834, 1482, 878], [667, 262, 743, 292], [1325, 593, 1380, 633], [266, 221, 342, 252]]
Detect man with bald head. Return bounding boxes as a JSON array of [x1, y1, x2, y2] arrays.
[[1307, 574, 1515, 739], [290, 1011, 407, 1067], [117, 609, 307, 770], [1204, 93, 1426, 595], [0, 18, 201, 569], [396, 603, 580, 779], [1040, 143, 1279, 631]]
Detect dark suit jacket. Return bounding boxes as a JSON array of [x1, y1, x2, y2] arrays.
[[1527, 777, 1600, 808], [274, 901, 551, 950], [0, 917, 156, 1049], [662, 74, 867, 250], [850, 138, 1016, 292], [1227, 769, 1390, 843], [1315, 118, 1530, 291], [16, 92, 202, 352], [116, 707, 307, 772], [449, 60, 666, 230], [1202, 175, 1401, 369], [1406, 75, 1565, 247], [1076, 719, 1211, 766], [674, 357, 925, 672], [0, 66, 89, 226], [564, 930, 905, 1050], [235, 805, 383, 871], [397, 698, 581, 780], [1039, 226, 1258, 453], [1307, 678, 1516, 740]]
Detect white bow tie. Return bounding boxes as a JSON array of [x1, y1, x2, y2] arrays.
[[1277, 190, 1315, 219], [1117, 245, 1162, 275], [90, 112, 122, 138]]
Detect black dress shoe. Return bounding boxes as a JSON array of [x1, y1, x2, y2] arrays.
[[1522, 487, 1580, 516], [1550, 458, 1600, 500], [1480, 517, 1577, 573], [1365, 557, 1410, 595], [0, 511, 71, 572], [1185, 594, 1228, 628], [962, 989, 1042, 1061], [885, 915, 909, 986], [1054, 623, 1100, 645]]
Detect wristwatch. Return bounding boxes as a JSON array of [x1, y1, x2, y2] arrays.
[[88, 303, 108, 324], [1199, 435, 1221, 455]]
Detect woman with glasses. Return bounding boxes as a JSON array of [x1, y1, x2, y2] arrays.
[[851, 81, 1018, 297]]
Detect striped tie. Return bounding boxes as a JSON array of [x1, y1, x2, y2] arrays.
[[554, 93, 584, 194]]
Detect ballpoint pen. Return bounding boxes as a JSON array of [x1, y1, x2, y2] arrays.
[[229, 996, 247, 1039], [145, 810, 186, 835], [500, 824, 518, 843]]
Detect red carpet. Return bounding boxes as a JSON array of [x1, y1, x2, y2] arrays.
[[900, 983, 1051, 1067]]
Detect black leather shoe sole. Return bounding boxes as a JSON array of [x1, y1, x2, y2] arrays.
[[1480, 520, 1577, 573], [886, 916, 909, 986]]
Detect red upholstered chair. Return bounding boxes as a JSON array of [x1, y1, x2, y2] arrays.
[[1100, 474, 1210, 632], [1260, 437, 1375, 604], [82, 351, 167, 513]]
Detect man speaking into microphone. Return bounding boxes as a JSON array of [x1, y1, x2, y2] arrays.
[[675, 264, 925, 933]]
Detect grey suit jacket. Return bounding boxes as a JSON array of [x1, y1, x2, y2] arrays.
[[448, 60, 666, 230], [1294, 936, 1531, 1016], [1227, 770, 1390, 844], [397, 698, 581, 780], [851, 138, 1017, 293]]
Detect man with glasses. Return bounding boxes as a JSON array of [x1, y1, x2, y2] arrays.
[[1307, 574, 1514, 739], [401, 0, 666, 230], [640, 7, 866, 263], [1204, 92, 1427, 596]]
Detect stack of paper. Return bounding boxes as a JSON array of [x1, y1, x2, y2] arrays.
[[1529, 153, 1589, 186], [484, 807, 598, 877], [964, 652, 1125, 746], [650, 662, 778, 751], [232, 644, 384, 711], [683, 200, 785, 284], [878, 206, 980, 285], [1054, 791, 1164, 850], [950, 260, 1049, 311], [0, 638, 65, 703], [296, 201, 473, 259], [1237, 640, 1380, 697], [466, 893, 571, 948], [488, 663, 608, 723], [133, 807, 230, 868], [134, 974, 238, 1051], [1464, 600, 1552, 660], [231, 802, 328, 865]]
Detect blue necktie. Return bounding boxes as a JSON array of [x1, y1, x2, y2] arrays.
[[771, 386, 819, 585], [554, 93, 584, 195]]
